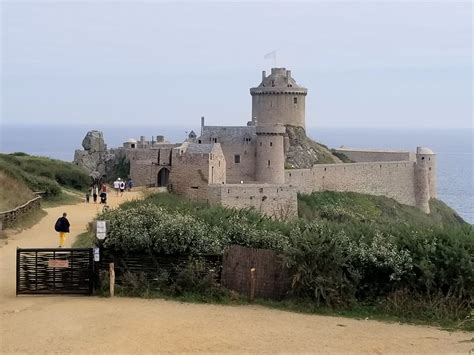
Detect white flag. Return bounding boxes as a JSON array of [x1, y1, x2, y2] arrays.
[[264, 50, 276, 60]]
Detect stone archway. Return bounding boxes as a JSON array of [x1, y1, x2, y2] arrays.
[[157, 168, 170, 187]]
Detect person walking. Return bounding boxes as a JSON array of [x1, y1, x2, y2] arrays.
[[85, 191, 90, 203], [119, 180, 125, 196], [127, 178, 133, 192], [54, 212, 70, 248], [113, 179, 120, 195], [93, 185, 98, 203]]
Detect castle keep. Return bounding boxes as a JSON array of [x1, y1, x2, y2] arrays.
[[74, 67, 437, 216]]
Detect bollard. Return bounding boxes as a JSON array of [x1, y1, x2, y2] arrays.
[[249, 267, 256, 302], [109, 262, 115, 297]]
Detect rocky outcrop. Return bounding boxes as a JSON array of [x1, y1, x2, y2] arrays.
[[81, 130, 106, 152], [73, 130, 125, 181], [285, 126, 343, 168]]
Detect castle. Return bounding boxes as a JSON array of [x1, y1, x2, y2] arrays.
[[74, 67, 437, 217]]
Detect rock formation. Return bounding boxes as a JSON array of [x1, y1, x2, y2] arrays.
[[285, 126, 343, 168], [73, 130, 121, 181]]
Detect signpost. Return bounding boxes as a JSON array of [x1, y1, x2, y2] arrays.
[[96, 220, 107, 240]]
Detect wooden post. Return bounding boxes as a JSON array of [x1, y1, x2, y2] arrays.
[[109, 262, 115, 297], [249, 267, 256, 302]]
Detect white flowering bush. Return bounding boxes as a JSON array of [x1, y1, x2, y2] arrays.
[[98, 193, 473, 322]]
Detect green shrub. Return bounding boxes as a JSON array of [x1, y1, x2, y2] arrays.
[[97, 191, 473, 325], [0, 153, 90, 198]]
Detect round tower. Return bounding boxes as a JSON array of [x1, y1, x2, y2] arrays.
[[255, 125, 286, 184], [250, 68, 308, 129], [414, 147, 436, 213]]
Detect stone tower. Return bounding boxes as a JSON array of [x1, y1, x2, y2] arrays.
[[255, 125, 286, 184], [414, 147, 436, 214], [250, 68, 308, 129]]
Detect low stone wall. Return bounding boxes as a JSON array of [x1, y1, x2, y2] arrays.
[[0, 196, 42, 230], [286, 161, 418, 207], [208, 183, 298, 219]]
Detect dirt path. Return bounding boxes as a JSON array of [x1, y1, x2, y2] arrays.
[[0, 191, 472, 353]]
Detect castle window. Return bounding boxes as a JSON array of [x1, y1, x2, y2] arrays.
[[270, 142, 273, 147], [429, 167, 432, 171], [131, 144, 135, 149], [270, 101, 273, 108], [260, 142, 262, 147], [421, 157, 425, 160], [234, 155, 241, 164], [218, 161, 221, 167], [294, 97, 298, 104], [268, 160, 271, 166], [259, 188, 263, 193], [198, 140, 201, 144], [213, 138, 217, 143], [271, 80, 275, 87], [191, 186, 199, 189]]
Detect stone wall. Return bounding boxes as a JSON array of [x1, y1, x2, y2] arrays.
[[208, 183, 298, 219], [199, 126, 256, 183], [334, 148, 414, 162], [286, 161, 418, 207]]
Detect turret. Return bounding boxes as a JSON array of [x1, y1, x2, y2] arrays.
[[255, 125, 286, 184], [250, 68, 308, 129], [414, 147, 436, 213]]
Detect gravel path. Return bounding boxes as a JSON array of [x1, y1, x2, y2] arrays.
[[0, 191, 472, 353]]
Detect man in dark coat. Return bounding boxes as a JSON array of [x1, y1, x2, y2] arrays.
[[55, 212, 70, 248]]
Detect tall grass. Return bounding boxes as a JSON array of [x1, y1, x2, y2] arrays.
[[0, 170, 35, 210], [0, 153, 90, 198]]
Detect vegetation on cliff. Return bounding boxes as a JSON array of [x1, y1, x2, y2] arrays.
[[285, 126, 345, 168], [0, 153, 90, 199], [97, 191, 473, 329], [0, 170, 35, 211]]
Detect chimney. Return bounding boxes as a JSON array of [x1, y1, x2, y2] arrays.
[[262, 70, 266, 81], [201, 116, 205, 135]]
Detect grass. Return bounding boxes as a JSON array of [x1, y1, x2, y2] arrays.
[[42, 189, 84, 208], [0, 171, 35, 211], [72, 231, 96, 248], [298, 191, 466, 228], [0, 152, 90, 199], [99, 288, 473, 332]]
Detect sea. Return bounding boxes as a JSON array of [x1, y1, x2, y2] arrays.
[[1, 124, 472, 224]]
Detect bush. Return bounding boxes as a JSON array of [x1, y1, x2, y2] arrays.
[[96, 192, 473, 326]]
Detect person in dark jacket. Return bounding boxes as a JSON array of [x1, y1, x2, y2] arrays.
[[55, 212, 70, 248]]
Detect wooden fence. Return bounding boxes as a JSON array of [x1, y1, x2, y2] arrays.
[[97, 249, 222, 286], [221, 245, 292, 300], [0, 196, 42, 230]]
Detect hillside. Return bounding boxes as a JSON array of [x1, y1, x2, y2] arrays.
[[285, 126, 347, 168], [0, 171, 35, 211], [0, 153, 91, 199], [298, 191, 466, 228]]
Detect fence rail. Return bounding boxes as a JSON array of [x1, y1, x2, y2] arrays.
[[0, 195, 42, 230], [98, 249, 222, 285]]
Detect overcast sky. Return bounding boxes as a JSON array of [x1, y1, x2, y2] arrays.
[[1, 1, 472, 129]]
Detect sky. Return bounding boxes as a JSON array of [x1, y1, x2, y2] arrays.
[[1, 1, 472, 129]]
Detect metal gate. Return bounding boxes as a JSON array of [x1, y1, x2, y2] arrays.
[[16, 248, 94, 295]]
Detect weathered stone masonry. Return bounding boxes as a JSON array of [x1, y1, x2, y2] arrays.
[[74, 66, 437, 216]]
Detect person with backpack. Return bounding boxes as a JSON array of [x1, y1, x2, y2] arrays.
[[119, 180, 125, 196], [54, 212, 70, 248]]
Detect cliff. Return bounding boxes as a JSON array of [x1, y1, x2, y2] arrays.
[[285, 126, 344, 168]]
